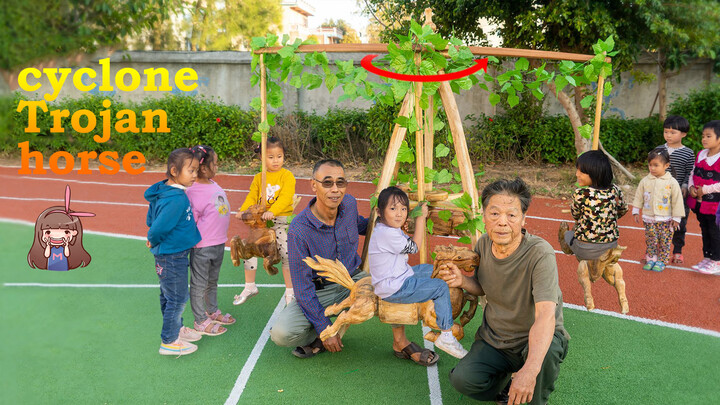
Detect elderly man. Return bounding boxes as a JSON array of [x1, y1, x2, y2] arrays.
[[269, 159, 438, 366], [440, 178, 569, 405]]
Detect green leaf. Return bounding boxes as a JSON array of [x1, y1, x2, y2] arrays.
[[507, 94, 520, 107], [488, 93, 501, 106], [603, 83, 613, 97], [448, 46, 459, 60], [457, 236, 472, 245], [580, 95, 594, 108], [603, 35, 615, 52], [451, 192, 473, 209], [410, 20, 423, 37], [252, 131, 262, 143], [426, 218, 434, 235], [531, 88, 544, 100], [433, 118, 445, 131], [511, 80, 523, 91], [258, 120, 270, 133], [515, 57, 529, 71], [579, 124, 593, 139], [554, 76, 568, 94], [449, 184, 462, 193], [438, 210, 453, 222], [560, 60, 575, 71], [325, 73, 338, 92], [250, 37, 266, 50], [423, 81, 440, 96], [434, 169, 452, 184], [266, 34, 278, 47], [424, 167, 438, 183], [435, 143, 450, 158], [427, 34, 449, 50], [600, 64, 612, 78], [289, 75, 302, 88], [250, 97, 261, 111], [454, 76, 473, 90], [302, 73, 323, 90], [314, 52, 329, 66], [394, 116, 409, 128], [343, 81, 357, 95], [397, 141, 415, 163], [565, 75, 577, 86], [430, 51, 448, 69], [277, 46, 294, 59]]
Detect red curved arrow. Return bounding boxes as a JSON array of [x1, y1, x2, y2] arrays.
[[360, 54, 488, 82]]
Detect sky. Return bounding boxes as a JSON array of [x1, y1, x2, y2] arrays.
[[306, 0, 371, 32]]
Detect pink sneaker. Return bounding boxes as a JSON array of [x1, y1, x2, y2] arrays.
[[692, 258, 711, 270], [698, 261, 720, 275]]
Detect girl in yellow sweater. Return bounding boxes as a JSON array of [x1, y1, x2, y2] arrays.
[[234, 137, 297, 306]]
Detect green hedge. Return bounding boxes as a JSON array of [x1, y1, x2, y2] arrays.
[[4, 89, 717, 165]]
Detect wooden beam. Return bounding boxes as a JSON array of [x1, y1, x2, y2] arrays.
[[254, 43, 603, 62], [592, 58, 607, 150], [424, 96, 434, 192]]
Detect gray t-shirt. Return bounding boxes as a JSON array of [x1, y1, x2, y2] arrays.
[[475, 231, 569, 350]]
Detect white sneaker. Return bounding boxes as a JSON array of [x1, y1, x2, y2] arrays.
[[434, 336, 468, 359], [692, 258, 711, 270], [698, 261, 720, 275], [179, 326, 202, 342], [159, 339, 197, 356], [233, 288, 259, 305]]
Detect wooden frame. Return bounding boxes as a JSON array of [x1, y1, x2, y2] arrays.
[[252, 13, 606, 265]]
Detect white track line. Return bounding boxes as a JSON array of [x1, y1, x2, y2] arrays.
[[564, 303, 720, 338], [2, 283, 286, 288], [526, 215, 701, 237], [225, 298, 286, 405], [422, 326, 443, 405]]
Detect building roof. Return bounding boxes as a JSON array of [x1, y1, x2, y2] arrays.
[[280, 0, 315, 17]]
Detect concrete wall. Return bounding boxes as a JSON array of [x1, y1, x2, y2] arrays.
[[12, 50, 719, 121]]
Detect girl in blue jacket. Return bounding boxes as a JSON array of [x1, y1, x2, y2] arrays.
[[145, 148, 202, 356]]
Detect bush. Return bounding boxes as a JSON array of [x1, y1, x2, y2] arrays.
[[668, 84, 720, 151]]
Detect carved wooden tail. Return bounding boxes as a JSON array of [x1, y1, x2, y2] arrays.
[[302, 256, 355, 290]]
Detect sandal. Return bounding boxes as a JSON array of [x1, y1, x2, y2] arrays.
[[292, 337, 326, 358], [206, 310, 236, 325], [672, 253, 684, 264], [194, 318, 226, 336], [394, 342, 439, 366]]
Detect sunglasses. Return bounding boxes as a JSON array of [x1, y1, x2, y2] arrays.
[[313, 178, 348, 188]]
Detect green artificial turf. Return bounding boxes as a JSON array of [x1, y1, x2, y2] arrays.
[[2, 222, 719, 404]]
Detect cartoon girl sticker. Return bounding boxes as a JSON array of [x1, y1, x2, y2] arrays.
[[27, 185, 95, 271]]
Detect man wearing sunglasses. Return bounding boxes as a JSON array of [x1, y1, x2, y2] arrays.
[[270, 159, 438, 365]]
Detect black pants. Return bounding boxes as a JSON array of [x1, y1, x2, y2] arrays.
[[695, 211, 720, 261], [449, 331, 569, 405], [672, 203, 690, 254]]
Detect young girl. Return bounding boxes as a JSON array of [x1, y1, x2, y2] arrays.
[[559, 150, 628, 260], [368, 186, 468, 359], [27, 186, 93, 271], [186, 145, 234, 337], [632, 148, 684, 272], [234, 136, 296, 306], [145, 148, 203, 356]]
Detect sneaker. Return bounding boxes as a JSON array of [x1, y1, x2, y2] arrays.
[[233, 288, 259, 305], [692, 258, 712, 270], [644, 255, 657, 264], [642, 261, 655, 271], [651, 262, 666, 272], [698, 261, 720, 275], [159, 339, 197, 356], [434, 335, 468, 359], [179, 326, 202, 342]]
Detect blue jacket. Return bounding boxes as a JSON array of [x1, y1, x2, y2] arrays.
[[145, 180, 201, 255]]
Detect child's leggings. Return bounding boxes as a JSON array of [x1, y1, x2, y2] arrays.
[[696, 212, 720, 260], [644, 221, 674, 263]]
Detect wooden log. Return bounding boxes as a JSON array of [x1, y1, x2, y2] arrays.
[[260, 54, 268, 204], [592, 55, 606, 151], [424, 95, 435, 192], [437, 81, 481, 244], [378, 300, 419, 325], [414, 52, 427, 264]]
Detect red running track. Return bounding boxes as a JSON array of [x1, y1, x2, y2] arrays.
[[1, 166, 718, 332]]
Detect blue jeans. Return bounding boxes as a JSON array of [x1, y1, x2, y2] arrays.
[[383, 263, 453, 330], [155, 249, 190, 344]]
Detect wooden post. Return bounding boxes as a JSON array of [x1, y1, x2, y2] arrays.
[[414, 53, 427, 264], [424, 96, 435, 192], [360, 92, 414, 271], [591, 73, 605, 151], [260, 53, 268, 204], [438, 81, 481, 244]]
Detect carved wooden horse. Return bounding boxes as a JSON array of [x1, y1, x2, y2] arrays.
[[230, 203, 281, 275], [577, 245, 629, 314], [303, 245, 480, 343]]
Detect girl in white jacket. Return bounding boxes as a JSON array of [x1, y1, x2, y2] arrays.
[[632, 148, 685, 272]]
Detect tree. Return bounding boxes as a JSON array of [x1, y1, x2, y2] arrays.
[[0, 0, 181, 71], [185, 0, 282, 51], [362, 0, 717, 174], [638, 0, 720, 121], [321, 19, 361, 44]]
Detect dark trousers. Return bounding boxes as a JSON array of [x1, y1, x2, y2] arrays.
[[695, 211, 720, 261], [449, 331, 568, 405], [672, 203, 690, 254]]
